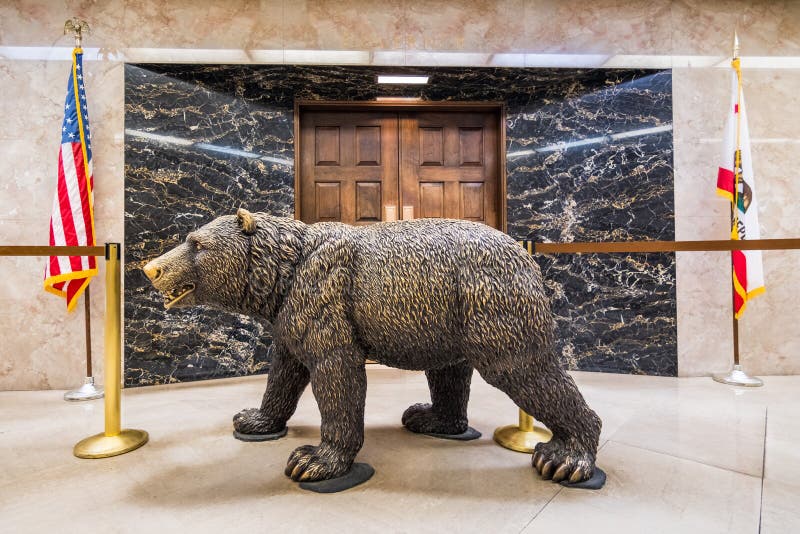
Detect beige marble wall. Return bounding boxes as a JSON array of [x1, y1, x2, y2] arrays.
[[1, 0, 798, 389], [674, 67, 800, 376], [0, 58, 123, 390]]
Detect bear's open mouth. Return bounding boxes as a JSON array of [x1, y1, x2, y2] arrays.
[[164, 284, 195, 309]]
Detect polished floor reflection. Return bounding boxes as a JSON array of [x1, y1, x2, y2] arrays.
[[1, 369, 797, 533]]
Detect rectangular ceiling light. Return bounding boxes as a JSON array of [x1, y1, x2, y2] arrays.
[[377, 75, 429, 84], [375, 96, 423, 102]]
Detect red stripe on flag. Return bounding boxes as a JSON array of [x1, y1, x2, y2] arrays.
[[72, 143, 94, 247], [66, 278, 85, 305], [734, 286, 744, 313], [47, 222, 60, 276], [732, 250, 748, 315], [717, 167, 735, 194], [733, 250, 748, 292], [56, 149, 84, 273]]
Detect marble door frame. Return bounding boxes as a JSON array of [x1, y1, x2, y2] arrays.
[[294, 100, 508, 233]]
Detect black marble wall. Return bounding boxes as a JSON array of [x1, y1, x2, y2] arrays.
[[125, 65, 674, 386]]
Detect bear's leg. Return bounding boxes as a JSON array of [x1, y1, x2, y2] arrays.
[[285, 353, 367, 482], [402, 361, 473, 436], [478, 359, 602, 484], [233, 344, 309, 438]]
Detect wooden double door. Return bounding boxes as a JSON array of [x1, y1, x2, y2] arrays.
[[298, 107, 503, 230]]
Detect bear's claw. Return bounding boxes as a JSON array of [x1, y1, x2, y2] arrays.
[[402, 403, 468, 435], [232, 408, 285, 436], [532, 439, 595, 484], [285, 445, 352, 482]]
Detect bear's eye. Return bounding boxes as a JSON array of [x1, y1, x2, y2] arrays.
[[193, 241, 203, 252]]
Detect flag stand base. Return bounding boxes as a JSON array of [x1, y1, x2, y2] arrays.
[[494, 410, 553, 453], [494, 424, 553, 453], [74, 429, 149, 459], [712, 364, 763, 387], [64, 376, 104, 401]]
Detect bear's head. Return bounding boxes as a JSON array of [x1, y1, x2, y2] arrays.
[[143, 208, 304, 319]]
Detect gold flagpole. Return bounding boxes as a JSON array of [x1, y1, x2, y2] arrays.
[[732, 32, 743, 367], [62, 18, 103, 402], [713, 32, 763, 387]]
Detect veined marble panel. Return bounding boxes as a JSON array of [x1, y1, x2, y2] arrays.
[[125, 65, 294, 386], [505, 70, 675, 375], [125, 65, 674, 385]]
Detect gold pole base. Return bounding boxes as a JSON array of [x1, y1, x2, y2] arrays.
[[493, 424, 552, 453], [74, 429, 149, 459]]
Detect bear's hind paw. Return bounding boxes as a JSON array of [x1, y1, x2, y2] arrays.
[[402, 403, 469, 435], [232, 407, 285, 436]]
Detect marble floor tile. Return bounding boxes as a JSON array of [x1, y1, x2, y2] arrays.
[[523, 440, 762, 534], [763, 405, 800, 484], [563, 373, 768, 477], [607, 391, 767, 477], [760, 403, 800, 533], [1, 369, 797, 533], [761, 479, 800, 534]]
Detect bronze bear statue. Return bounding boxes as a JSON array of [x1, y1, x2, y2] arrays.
[[144, 209, 602, 486]]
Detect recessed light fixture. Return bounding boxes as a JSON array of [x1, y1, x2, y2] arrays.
[[375, 96, 423, 102], [377, 75, 429, 84]]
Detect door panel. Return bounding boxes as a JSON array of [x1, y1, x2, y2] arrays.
[[315, 126, 341, 165], [300, 111, 399, 225], [315, 182, 341, 221], [355, 126, 381, 166], [356, 182, 382, 222], [419, 182, 444, 218], [420, 127, 444, 166], [460, 182, 485, 221], [299, 108, 500, 230], [399, 111, 500, 229], [458, 127, 484, 166]]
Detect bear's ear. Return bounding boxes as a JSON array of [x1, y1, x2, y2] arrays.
[[237, 208, 257, 235]]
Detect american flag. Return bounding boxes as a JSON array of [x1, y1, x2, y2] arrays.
[[43, 48, 97, 311]]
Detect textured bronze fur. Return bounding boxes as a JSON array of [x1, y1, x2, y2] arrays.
[[144, 209, 602, 484]]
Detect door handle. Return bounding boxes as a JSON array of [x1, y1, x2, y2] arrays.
[[384, 205, 397, 222], [402, 206, 414, 220]]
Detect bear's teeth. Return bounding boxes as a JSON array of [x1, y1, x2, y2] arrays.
[[163, 284, 195, 309]]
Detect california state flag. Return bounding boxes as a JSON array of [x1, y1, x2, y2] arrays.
[[716, 66, 765, 318]]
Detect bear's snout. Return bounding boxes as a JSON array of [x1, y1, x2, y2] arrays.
[[143, 261, 162, 282], [142, 250, 198, 310]]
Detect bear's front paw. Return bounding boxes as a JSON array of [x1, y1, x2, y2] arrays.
[[532, 438, 595, 484], [232, 408, 285, 435], [402, 403, 468, 435], [285, 445, 352, 482]]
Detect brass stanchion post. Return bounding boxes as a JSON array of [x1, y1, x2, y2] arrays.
[[493, 409, 552, 453], [74, 243, 148, 458]]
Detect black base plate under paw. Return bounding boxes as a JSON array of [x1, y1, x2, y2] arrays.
[[298, 463, 375, 493], [421, 426, 482, 441], [559, 466, 607, 490], [232, 427, 288, 442]]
